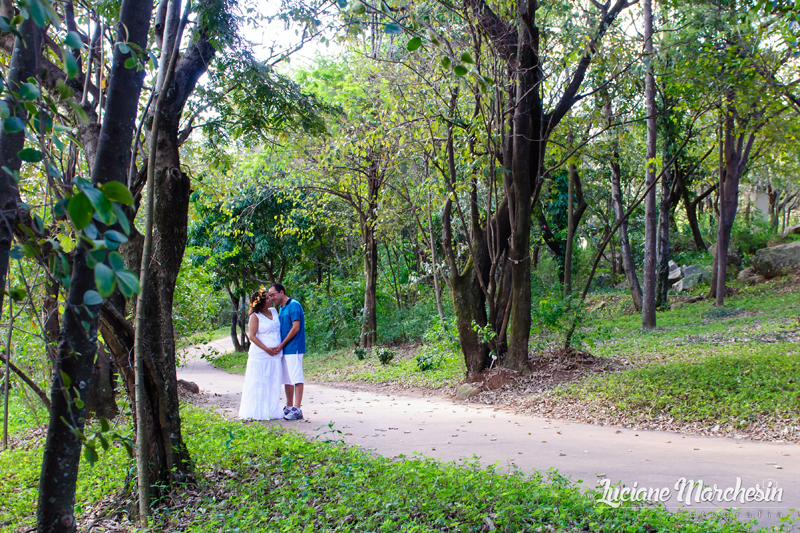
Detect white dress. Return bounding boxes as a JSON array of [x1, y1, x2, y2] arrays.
[[238, 310, 287, 420]]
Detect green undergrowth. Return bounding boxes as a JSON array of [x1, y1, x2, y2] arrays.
[[2, 404, 796, 531], [305, 346, 465, 388], [554, 343, 800, 426], [212, 350, 249, 374], [175, 405, 770, 533], [213, 346, 466, 389], [549, 278, 800, 428], [0, 400, 132, 533]]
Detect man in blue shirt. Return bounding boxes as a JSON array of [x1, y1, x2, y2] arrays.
[[268, 283, 306, 420]]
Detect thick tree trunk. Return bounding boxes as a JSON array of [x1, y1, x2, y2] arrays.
[[130, 31, 216, 490], [504, 18, 538, 371], [38, 3, 153, 531], [641, 0, 658, 330]]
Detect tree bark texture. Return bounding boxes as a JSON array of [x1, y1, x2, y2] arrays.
[[359, 156, 381, 348], [131, 30, 216, 488], [0, 18, 40, 330], [655, 159, 673, 308], [641, 0, 658, 330], [463, 0, 632, 367], [38, 2, 153, 531], [608, 133, 643, 311]]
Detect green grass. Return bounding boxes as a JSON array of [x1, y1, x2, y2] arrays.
[[541, 278, 800, 431], [212, 350, 249, 374], [173, 405, 768, 532], [213, 345, 466, 389], [555, 343, 800, 426], [0, 405, 131, 533], [2, 403, 795, 531]]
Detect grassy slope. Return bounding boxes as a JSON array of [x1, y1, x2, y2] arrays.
[[2, 397, 795, 531], [549, 278, 800, 433]]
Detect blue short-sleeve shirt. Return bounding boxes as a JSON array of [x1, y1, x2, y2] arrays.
[[279, 298, 306, 354]]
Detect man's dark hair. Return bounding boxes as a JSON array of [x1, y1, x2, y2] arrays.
[[270, 282, 286, 294]]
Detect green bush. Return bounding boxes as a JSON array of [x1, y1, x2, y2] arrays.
[[375, 347, 395, 365], [353, 347, 367, 360]]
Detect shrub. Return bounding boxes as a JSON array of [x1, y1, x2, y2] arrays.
[[375, 347, 395, 365], [353, 347, 367, 360]]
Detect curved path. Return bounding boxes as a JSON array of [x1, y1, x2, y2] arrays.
[[177, 337, 798, 528]]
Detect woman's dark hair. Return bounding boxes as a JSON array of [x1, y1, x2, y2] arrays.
[[248, 287, 269, 316]]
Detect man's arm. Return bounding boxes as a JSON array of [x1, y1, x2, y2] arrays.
[[278, 320, 300, 352]]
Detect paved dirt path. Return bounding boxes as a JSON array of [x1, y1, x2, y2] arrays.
[[177, 337, 799, 528]]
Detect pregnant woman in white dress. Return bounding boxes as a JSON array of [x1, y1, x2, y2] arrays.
[[239, 287, 287, 420]]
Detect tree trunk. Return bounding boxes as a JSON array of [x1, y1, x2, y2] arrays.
[[564, 163, 575, 296], [676, 170, 710, 252], [359, 157, 382, 348], [38, 3, 153, 531], [641, 0, 658, 330], [655, 158, 673, 308], [132, 30, 217, 490], [715, 97, 754, 307], [360, 217, 378, 348], [608, 128, 643, 311], [86, 345, 118, 420], [0, 18, 40, 330], [427, 192, 446, 328]]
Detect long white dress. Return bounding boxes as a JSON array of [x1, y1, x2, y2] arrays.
[[238, 310, 286, 420]]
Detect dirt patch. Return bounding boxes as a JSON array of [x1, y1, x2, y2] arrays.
[[458, 347, 615, 407]]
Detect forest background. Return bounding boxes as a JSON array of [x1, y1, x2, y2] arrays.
[[0, 0, 799, 530]]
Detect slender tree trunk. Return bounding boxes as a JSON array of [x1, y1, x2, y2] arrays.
[[564, 163, 575, 296], [360, 218, 378, 348], [609, 137, 643, 311], [655, 159, 672, 308], [38, 3, 153, 531], [427, 192, 446, 329], [715, 97, 752, 307], [0, 18, 40, 330], [641, 0, 658, 330]]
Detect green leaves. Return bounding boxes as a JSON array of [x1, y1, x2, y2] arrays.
[[64, 31, 83, 49], [83, 290, 103, 306], [94, 263, 115, 297], [68, 192, 93, 229], [67, 179, 135, 230], [62, 49, 78, 79], [17, 148, 43, 163], [98, 181, 134, 205], [453, 65, 468, 77], [384, 23, 401, 34], [3, 117, 25, 133], [407, 37, 422, 51], [18, 82, 40, 101]]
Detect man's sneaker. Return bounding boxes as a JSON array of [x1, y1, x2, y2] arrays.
[[284, 407, 303, 420], [283, 406, 292, 416]]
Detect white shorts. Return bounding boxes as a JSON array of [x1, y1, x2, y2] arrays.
[[283, 353, 304, 384]]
